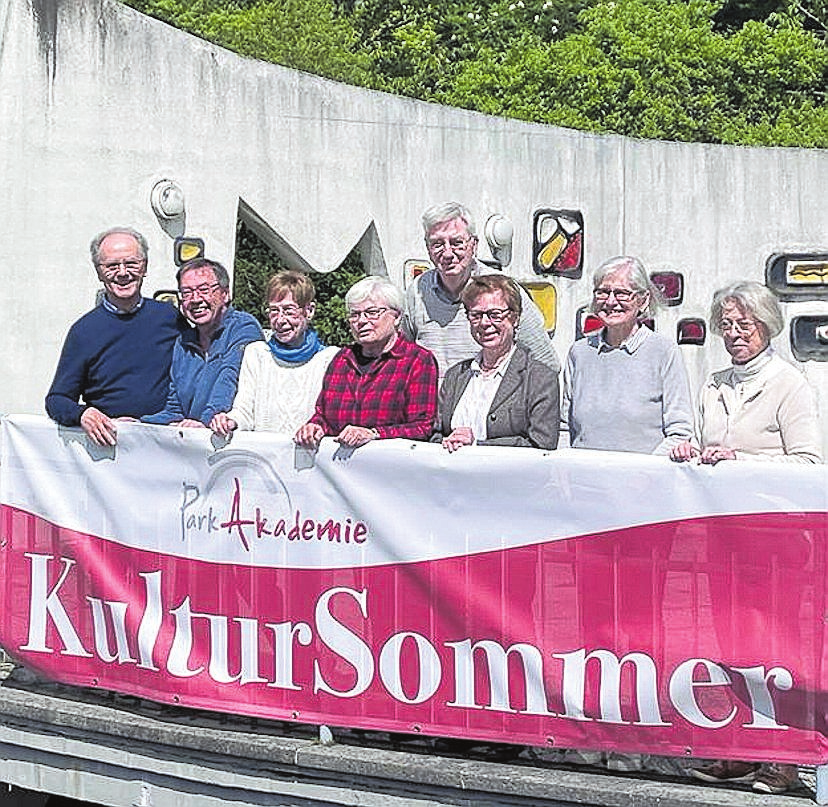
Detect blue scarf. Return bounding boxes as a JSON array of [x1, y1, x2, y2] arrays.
[[268, 328, 326, 364]]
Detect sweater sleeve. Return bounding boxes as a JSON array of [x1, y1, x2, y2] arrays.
[[199, 316, 264, 424], [45, 322, 89, 426], [653, 343, 695, 455], [224, 343, 260, 431]]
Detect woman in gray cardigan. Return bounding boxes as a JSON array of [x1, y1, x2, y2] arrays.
[[437, 274, 559, 451]]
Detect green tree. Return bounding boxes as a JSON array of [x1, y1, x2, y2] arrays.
[[125, 0, 827, 148], [124, 0, 371, 84], [233, 220, 365, 346], [445, 0, 828, 145]]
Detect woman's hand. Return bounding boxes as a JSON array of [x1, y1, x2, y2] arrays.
[[335, 425, 378, 448], [442, 427, 475, 453], [295, 422, 325, 449], [210, 412, 238, 437], [670, 441, 699, 462], [700, 445, 737, 464], [174, 419, 207, 429]]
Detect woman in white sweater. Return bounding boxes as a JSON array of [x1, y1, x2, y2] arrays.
[[210, 271, 338, 436], [671, 281, 821, 466]]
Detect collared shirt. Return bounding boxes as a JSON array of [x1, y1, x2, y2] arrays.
[[310, 336, 438, 440], [101, 295, 144, 316], [594, 323, 649, 354], [451, 346, 516, 440]]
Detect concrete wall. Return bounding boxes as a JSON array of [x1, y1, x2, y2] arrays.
[[1, 0, 826, 449]]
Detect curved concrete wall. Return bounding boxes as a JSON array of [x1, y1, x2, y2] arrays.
[[1, 0, 826, 450]]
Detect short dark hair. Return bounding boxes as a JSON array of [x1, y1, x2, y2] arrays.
[[265, 270, 316, 307], [460, 273, 522, 316], [176, 258, 230, 289]]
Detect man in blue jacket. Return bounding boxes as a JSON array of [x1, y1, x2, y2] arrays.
[[46, 227, 185, 446], [143, 258, 263, 428]]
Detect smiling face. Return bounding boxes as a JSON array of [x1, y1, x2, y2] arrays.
[[719, 299, 769, 364], [95, 232, 147, 310], [267, 290, 313, 348], [425, 217, 478, 295], [178, 266, 230, 333], [348, 295, 400, 356], [466, 289, 518, 357], [592, 266, 647, 338]]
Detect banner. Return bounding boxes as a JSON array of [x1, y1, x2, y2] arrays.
[[1, 414, 826, 763]]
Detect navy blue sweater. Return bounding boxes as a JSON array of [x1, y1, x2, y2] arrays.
[[46, 300, 185, 426]]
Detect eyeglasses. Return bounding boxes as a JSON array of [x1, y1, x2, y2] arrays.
[[98, 259, 145, 274], [467, 308, 513, 323], [347, 306, 389, 322], [719, 318, 759, 336], [179, 283, 221, 301], [266, 304, 303, 319], [593, 287, 639, 302], [427, 237, 473, 255]]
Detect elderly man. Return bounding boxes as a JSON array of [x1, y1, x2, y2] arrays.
[[143, 258, 263, 427], [46, 227, 185, 446], [403, 202, 560, 381]]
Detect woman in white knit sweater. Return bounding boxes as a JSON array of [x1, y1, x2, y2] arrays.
[[210, 271, 338, 436], [671, 281, 821, 466]]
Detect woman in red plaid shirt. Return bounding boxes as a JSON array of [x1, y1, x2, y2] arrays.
[[295, 277, 438, 449]]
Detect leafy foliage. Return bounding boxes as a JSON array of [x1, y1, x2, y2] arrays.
[[123, 0, 828, 148], [126, 0, 371, 83], [445, 0, 828, 145], [233, 220, 365, 346]]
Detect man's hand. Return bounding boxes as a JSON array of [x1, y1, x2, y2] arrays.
[[442, 426, 474, 453], [335, 425, 377, 448], [79, 407, 117, 447], [210, 413, 238, 436], [174, 419, 208, 429], [294, 422, 326, 449]]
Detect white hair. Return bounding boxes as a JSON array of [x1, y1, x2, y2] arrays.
[[421, 202, 477, 238], [345, 276, 404, 312], [590, 255, 662, 316], [710, 281, 784, 338]]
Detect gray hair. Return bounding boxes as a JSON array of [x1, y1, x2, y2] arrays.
[[710, 281, 784, 338], [422, 202, 477, 238], [345, 276, 404, 313], [590, 255, 662, 316], [176, 257, 231, 290], [90, 227, 149, 265]]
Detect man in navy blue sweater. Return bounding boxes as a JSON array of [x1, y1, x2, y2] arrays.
[[45, 227, 184, 446]]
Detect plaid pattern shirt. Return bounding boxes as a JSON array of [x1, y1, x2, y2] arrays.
[[310, 336, 438, 440]]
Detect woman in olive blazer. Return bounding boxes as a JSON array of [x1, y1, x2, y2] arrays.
[[436, 275, 559, 452]]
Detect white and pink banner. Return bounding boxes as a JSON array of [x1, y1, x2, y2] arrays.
[[1, 414, 826, 763]]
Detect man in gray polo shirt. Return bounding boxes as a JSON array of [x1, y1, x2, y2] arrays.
[[403, 201, 560, 381]]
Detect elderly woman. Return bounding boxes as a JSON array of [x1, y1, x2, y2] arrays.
[[672, 282, 820, 795], [437, 274, 559, 451], [563, 256, 694, 453], [671, 281, 821, 466], [295, 276, 438, 449], [210, 271, 339, 436]]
